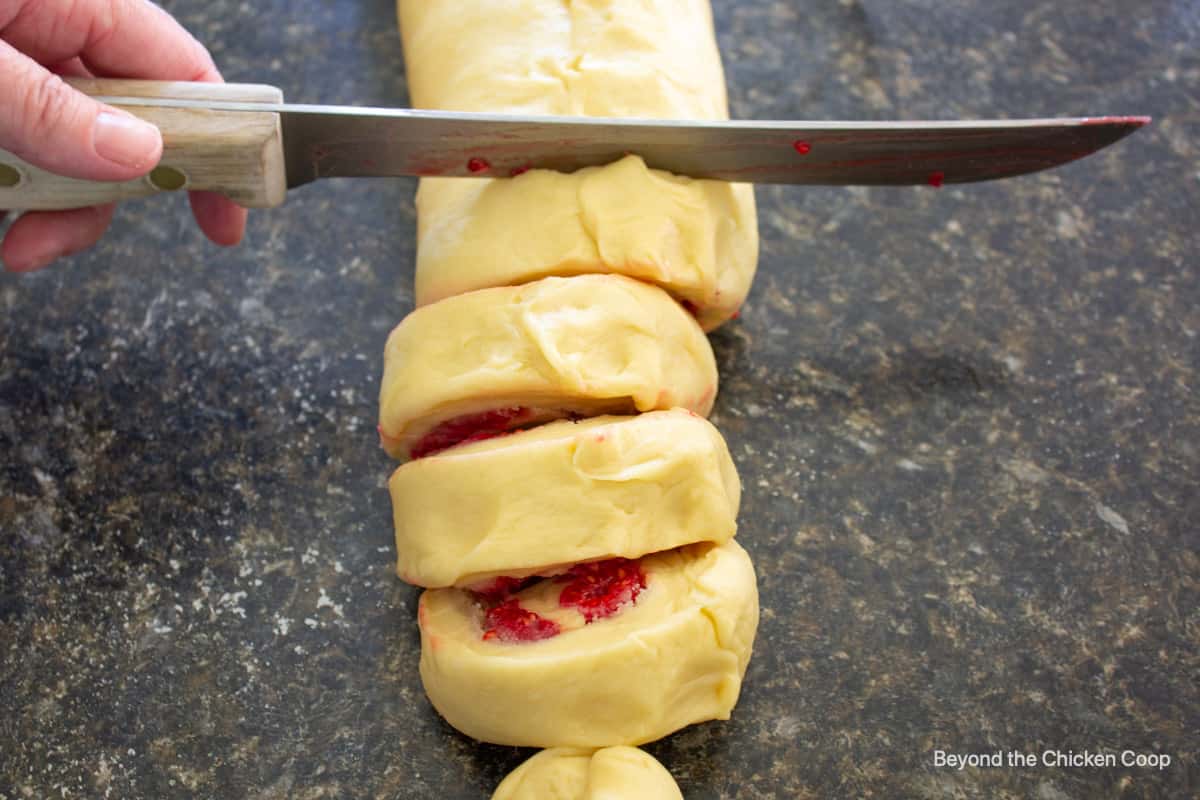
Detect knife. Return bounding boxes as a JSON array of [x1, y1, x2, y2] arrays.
[[0, 79, 1148, 211]]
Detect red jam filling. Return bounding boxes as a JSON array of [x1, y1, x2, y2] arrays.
[[474, 558, 647, 643], [410, 407, 532, 459], [509, 164, 531, 177], [927, 170, 945, 188], [793, 140, 812, 155], [472, 575, 534, 601], [467, 157, 491, 173], [482, 599, 561, 642], [557, 558, 646, 622]]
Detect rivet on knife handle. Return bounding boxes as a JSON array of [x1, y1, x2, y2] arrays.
[[0, 79, 288, 211]]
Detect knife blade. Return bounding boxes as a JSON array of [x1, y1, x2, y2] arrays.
[[0, 80, 1148, 210], [108, 96, 1150, 188]]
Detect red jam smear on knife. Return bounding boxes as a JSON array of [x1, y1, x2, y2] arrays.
[[410, 407, 532, 459]]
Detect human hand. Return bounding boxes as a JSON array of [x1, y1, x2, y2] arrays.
[[0, 0, 247, 272]]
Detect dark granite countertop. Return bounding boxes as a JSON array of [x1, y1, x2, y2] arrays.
[[1, 1, 1196, 797]]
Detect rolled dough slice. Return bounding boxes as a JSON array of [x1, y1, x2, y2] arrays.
[[397, 0, 759, 331], [389, 410, 740, 588], [378, 275, 717, 461], [418, 540, 759, 748], [492, 746, 683, 800]]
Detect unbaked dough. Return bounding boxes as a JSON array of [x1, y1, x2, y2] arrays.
[[419, 540, 758, 747], [397, 0, 759, 330], [378, 275, 717, 460], [492, 746, 683, 800], [389, 410, 740, 587]]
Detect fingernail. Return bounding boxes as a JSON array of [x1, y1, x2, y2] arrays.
[[93, 112, 161, 170]]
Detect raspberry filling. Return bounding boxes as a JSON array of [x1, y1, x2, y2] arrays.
[[482, 599, 561, 643], [558, 558, 646, 622], [471, 575, 536, 601], [476, 557, 648, 643], [410, 407, 533, 459]]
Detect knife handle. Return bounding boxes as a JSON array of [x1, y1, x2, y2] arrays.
[[0, 79, 287, 211]]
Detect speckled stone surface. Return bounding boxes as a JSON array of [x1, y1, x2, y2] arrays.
[[1, 1, 1197, 797]]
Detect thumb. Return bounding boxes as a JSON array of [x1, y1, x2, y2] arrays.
[[0, 41, 162, 182]]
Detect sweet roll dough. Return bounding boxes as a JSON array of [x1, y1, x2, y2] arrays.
[[378, 275, 717, 460], [492, 746, 684, 800], [397, 0, 759, 331], [418, 540, 759, 747], [389, 410, 740, 588]]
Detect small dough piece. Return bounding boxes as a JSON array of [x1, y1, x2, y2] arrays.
[[397, 0, 758, 330], [378, 275, 717, 460], [492, 747, 683, 800], [419, 540, 759, 748], [389, 410, 740, 588]]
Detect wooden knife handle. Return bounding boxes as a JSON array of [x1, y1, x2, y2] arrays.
[[0, 79, 287, 211]]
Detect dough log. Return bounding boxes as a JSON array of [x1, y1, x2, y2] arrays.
[[398, 0, 759, 331], [383, 0, 764, 781]]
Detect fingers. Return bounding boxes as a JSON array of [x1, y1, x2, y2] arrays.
[[0, 0, 220, 82], [0, 0, 223, 181], [0, 41, 163, 181], [189, 191, 247, 247], [46, 56, 95, 79], [1, 204, 116, 272], [0, 0, 243, 266]]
